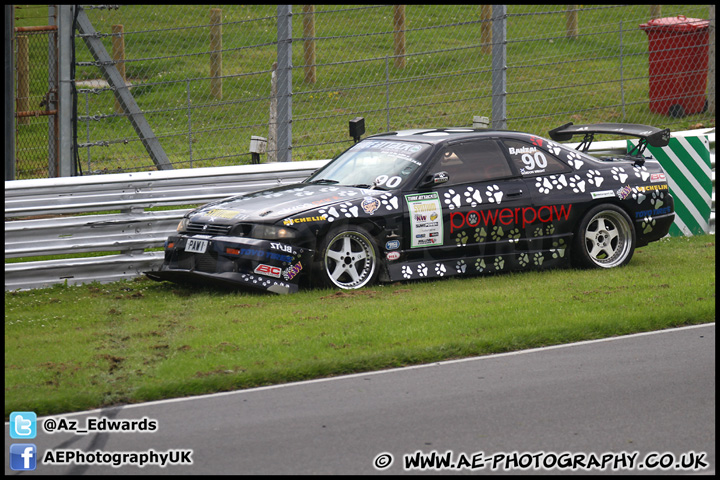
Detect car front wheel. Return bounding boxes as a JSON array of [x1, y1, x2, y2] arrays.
[[572, 204, 636, 269], [317, 226, 379, 290]]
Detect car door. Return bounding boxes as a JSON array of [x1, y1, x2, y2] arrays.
[[403, 138, 532, 276], [498, 136, 576, 266]]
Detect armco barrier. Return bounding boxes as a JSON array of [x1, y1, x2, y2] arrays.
[[4, 131, 715, 292], [5, 160, 327, 291]]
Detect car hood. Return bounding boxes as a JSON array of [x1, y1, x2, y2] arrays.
[[189, 183, 385, 224]]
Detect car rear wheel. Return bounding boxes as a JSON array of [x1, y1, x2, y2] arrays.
[[572, 204, 635, 269], [317, 226, 379, 290]]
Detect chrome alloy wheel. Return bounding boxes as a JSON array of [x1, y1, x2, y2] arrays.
[[582, 209, 633, 268], [323, 230, 377, 289]]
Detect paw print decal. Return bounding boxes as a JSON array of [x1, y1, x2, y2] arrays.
[[631, 187, 646, 205], [475, 258, 486, 272], [569, 174, 586, 193], [443, 189, 462, 210], [551, 239, 566, 258], [586, 169, 604, 187], [293, 189, 314, 197], [380, 193, 399, 211], [545, 223, 555, 235], [486, 185, 503, 204], [518, 253, 529, 267], [533, 253, 544, 266], [507, 228, 521, 243], [417, 263, 428, 277], [536, 177, 554, 195], [338, 203, 359, 218], [318, 206, 340, 222], [642, 216, 656, 234], [566, 150, 584, 170], [455, 260, 467, 274], [402, 265, 413, 279], [493, 256, 505, 271], [463, 186, 483, 207], [633, 164, 650, 181], [455, 231, 469, 246], [611, 166, 628, 183], [650, 191, 664, 210], [434, 263, 447, 276], [533, 227, 544, 237], [550, 174, 568, 190], [491, 225, 504, 241], [474, 227, 488, 243], [545, 140, 562, 156]]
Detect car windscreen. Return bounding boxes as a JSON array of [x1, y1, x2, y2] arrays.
[[306, 139, 432, 189]]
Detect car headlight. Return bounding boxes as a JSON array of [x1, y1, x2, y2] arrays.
[[176, 217, 189, 232], [252, 224, 297, 240]]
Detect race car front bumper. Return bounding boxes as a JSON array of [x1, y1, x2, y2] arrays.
[[145, 234, 313, 294]]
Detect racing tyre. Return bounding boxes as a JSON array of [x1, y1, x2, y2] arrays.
[[572, 204, 635, 269], [317, 225, 379, 290]]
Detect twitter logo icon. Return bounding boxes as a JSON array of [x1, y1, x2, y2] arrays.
[[10, 412, 37, 439]]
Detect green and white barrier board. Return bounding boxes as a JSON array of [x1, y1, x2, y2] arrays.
[[630, 136, 712, 236]]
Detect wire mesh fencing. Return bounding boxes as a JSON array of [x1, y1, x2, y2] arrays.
[[13, 5, 717, 178]]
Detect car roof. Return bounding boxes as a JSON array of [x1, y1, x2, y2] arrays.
[[365, 128, 534, 145]]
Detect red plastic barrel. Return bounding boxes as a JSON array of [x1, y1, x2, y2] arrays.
[[639, 15, 710, 117]]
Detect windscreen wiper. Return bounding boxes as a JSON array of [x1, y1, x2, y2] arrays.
[[307, 179, 339, 185]]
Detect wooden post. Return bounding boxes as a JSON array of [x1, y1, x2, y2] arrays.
[[210, 8, 222, 100], [303, 5, 316, 84], [393, 5, 406, 69], [17, 34, 29, 125], [111, 24, 125, 114], [481, 5, 492, 55], [650, 5, 662, 20], [566, 5, 578, 39]]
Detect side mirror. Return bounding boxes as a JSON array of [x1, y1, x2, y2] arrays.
[[420, 171, 449, 188]]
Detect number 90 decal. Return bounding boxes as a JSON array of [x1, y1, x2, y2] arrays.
[[374, 175, 402, 188], [521, 151, 548, 171]]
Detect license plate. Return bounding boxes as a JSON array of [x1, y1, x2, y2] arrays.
[[185, 238, 209, 254]]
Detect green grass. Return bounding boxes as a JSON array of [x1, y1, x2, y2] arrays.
[[4, 234, 715, 418]]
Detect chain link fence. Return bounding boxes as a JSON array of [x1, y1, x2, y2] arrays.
[[12, 5, 716, 178], [12, 5, 59, 179]]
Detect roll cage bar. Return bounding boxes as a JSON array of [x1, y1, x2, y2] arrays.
[[548, 122, 670, 159]]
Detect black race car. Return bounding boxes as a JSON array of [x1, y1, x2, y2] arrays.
[[146, 121, 675, 294]]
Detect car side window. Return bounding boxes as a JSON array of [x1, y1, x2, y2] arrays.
[[502, 139, 569, 177], [431, 139, 513, 186]]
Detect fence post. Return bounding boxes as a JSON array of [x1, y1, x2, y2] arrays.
[[481, 5, 492, 55], [268, 62, 278, 163], [491, 5, 507, 130], [566, 5, 578, 39], [650, 5, 662, 20], [16, 34, 29, 126], [393, 5, 406, 69], [276, 5, 292, 162], [57, 5, 75, 177], [210, 8, 222, 100], [303, 5, 316, 84], [112, 24, 126, 114]]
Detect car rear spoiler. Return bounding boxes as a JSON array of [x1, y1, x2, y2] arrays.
[[548, 122, 670, 158]]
